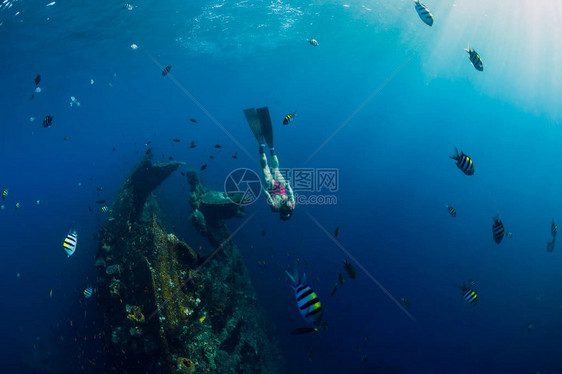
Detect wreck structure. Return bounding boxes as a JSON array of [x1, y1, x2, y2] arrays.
[[95, 149, 285, 373]]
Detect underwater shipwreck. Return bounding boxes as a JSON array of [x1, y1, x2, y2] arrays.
[[94, 149, 286, 373]]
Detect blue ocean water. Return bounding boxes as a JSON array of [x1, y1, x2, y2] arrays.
[[2, 0, 562, 373]]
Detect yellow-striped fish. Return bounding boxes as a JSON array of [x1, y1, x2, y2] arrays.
[[450, 147, 474, 175], [283, 112, 297, 125], [101, 206, 108, 213], [286, 270, 324, 335], [462, 284, 478, 306], [465, 44, 483, 71], [2, 189, 7, 200], [413, 0, 434, 26], [63, 230, 78, 257]]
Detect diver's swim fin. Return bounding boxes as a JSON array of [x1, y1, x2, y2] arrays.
[[256, 106, 274, 149], [243, 107, 263, 144]]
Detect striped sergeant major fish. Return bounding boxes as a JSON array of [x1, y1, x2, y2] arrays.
[[492, 215, 505, 244], [2, 189, 7, 200], [462, 284, 478, 306], [285, 270, 324, 335], [63, 230, 78, 257], [449, 147, 474, 175], [552, 219, 557, 238], [446, 205, 456, 217], [465, 44, 483, 71], [84, 287, 93, 299], [283, 112, 297, 125], [413, 0, 434, 26]]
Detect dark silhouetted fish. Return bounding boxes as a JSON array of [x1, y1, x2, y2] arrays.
[[35, 74, 41, 85], [162, 65, 171, 76], [547, 240, 555, 253], [173, 139, 181, 143], [492, 215, 505, 244], [42, 115, 53, 128], [343, 259, 356, 279], [446, 205, 456, 217], [189, 118, 197, 123], [200, 164, 207, 171]]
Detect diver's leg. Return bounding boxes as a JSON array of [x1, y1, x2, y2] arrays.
[[260, 145, 274, 189], [270, 149, 287, 186]]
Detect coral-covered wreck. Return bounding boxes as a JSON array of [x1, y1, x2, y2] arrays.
[[95, 149, 285, 373]]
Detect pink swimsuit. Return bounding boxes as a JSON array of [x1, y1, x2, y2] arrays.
[[269, 181, 286, 211]]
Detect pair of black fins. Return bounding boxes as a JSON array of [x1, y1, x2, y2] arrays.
[[243, 106, 274, 148]]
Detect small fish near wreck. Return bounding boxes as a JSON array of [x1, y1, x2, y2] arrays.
[[162, 65, 172, 76], [63, 230, 78, 257], [83, 287, 93, 299]]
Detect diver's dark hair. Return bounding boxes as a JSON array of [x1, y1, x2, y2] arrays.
[[280, 202, 293, 221]]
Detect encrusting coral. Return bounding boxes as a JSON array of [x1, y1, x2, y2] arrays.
[[126, 305, 145, 324], [177, 357, 195, 373]]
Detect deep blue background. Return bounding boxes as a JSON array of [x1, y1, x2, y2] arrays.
[[1, 1, 562, 373]]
